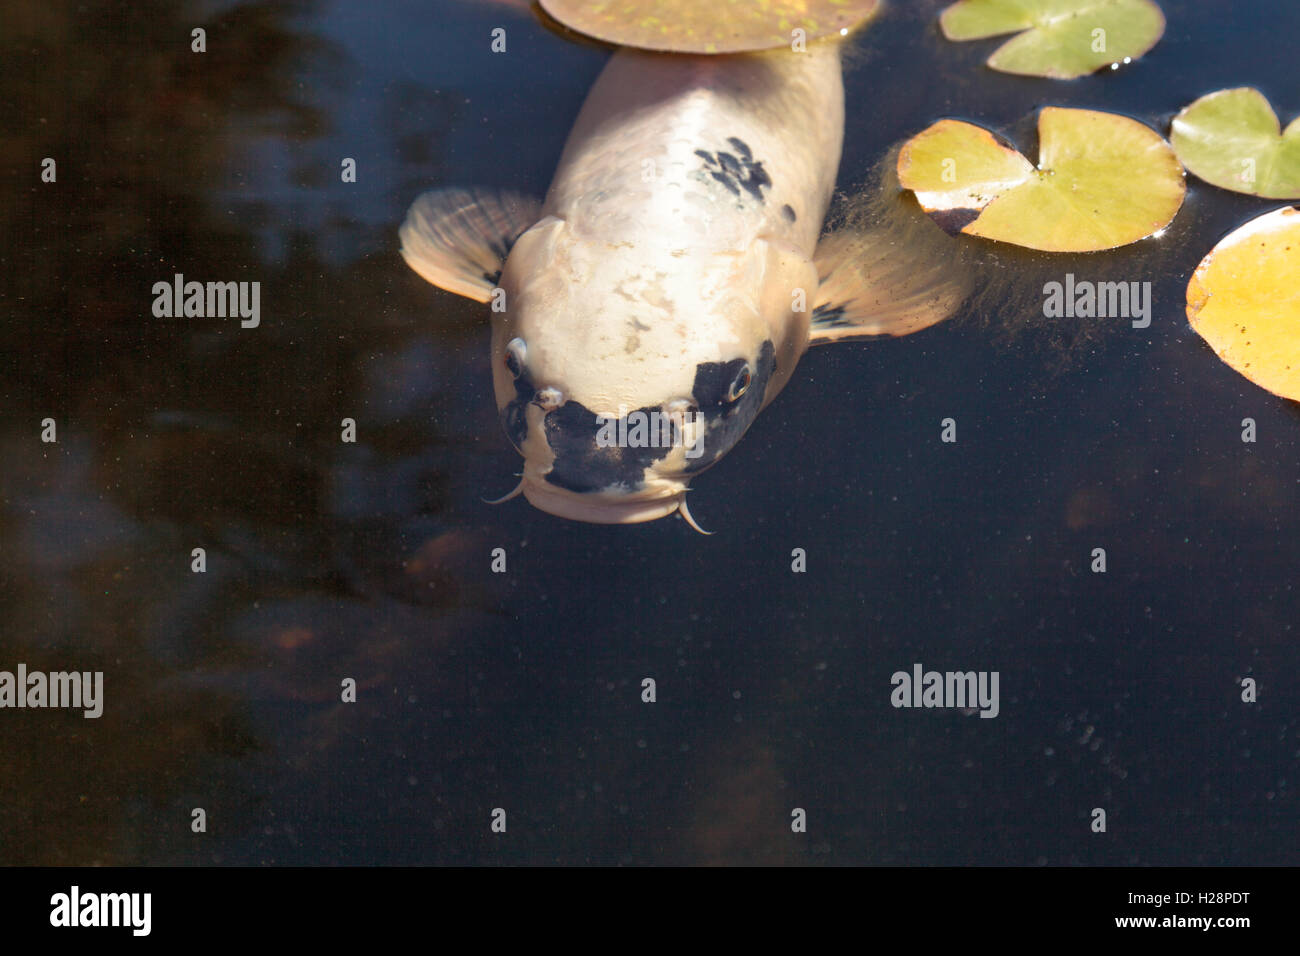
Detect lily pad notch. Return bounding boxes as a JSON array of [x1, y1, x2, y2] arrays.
[[897, 107, 1185, 252], [939, 0, 1166, 80], [1171, 88, 1300, 199]]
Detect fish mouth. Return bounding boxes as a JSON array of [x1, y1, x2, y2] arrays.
[[521, 477, 685, 525]]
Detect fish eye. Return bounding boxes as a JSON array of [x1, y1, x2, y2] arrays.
[[726, 365, 752, 403], [504, 337, 526, 378]]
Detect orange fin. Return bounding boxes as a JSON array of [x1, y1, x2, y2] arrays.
[[400, 188, 541, 303], [809, 228, 972, 344]]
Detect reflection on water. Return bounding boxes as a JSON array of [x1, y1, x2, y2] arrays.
[[1, 0, 1296, 865], [1, 0, 504, 864]]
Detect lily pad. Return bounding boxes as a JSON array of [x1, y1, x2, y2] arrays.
[[897, 108, 1185, 252], [1186, 206, 1300, 401], [1170, 88, 1300, 199], [538, 0, 879, 53], [940, 0, 1165, 79]]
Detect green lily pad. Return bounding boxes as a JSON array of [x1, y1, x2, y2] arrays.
[[1170, 88, 1300, 199], [538, 0, 880, 53], [1186, 206, 1300, 401], [940, 0, 1165, 79], [897, 107, 1185, 252]]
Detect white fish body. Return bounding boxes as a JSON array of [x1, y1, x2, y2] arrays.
[[402, 40, 966, 528]]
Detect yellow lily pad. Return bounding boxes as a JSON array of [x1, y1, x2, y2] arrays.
[[1170, 88, 1300, 199], [897, 107, 1185, 252], [538, 0, 880, 53], [939, 0, 1165, 79], [1186, 206, 1300, 401]]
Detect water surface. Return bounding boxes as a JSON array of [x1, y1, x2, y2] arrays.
[[1, 0, 1296, 865]]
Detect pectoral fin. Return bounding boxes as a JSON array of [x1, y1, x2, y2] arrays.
[[400, 188, 542, 303], [809, 229, 972, 344]]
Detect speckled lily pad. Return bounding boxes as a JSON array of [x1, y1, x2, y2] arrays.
[[897, 108, 1185, 252], [1171, 88, 1300, 199], [1186, 206, 1300, 401], [940, 0, 1165, 79], [539, 0, 880, 53]]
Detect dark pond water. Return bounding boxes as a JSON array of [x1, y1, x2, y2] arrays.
[[1, 0, 1296, 864]]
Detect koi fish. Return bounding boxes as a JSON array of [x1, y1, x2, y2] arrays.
[[401, 38, 966, 530]]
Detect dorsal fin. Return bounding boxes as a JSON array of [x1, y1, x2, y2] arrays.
[[809, 228, 972, 344], [399, 188, 542, 303]]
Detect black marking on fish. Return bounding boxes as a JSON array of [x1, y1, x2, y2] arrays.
[[726, 137, 752, 161], [812, 303, 848, 327], [482, 224, 529, 282], [536, 341, 777, 490], [710, 171, 741, 197], [542, 401, 669, 494], [781, 204, 797, 223], [684, 340, 775, 474], [811, 304, 891, 339], [695, 144, 772, 204], [479, 226, 525, 287], [501, 370, 536, 453], [717, 151, 743, 178], [693, 356, 751, 408]]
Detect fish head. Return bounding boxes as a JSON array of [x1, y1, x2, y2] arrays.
[[487, 216, 814, 525]]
